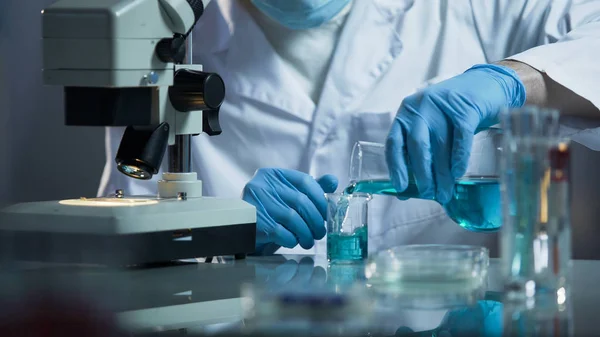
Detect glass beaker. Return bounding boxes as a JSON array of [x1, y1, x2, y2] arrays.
[[500, 106, 571, 299], [346, 128, 502, 232], [326, 193, 371, 264]]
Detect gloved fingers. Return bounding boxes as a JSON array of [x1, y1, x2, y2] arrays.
[[446, 93, 478, 179], [277, 169, 330, 218], [395, 326, 414, 336], [272, 224, 300, 249], [271, 260, 300, 286], [451, 126, 475, 179], [431, 128, 455, 204], [316, 174, 338, 193], [385, 120, 409, 193], [253, 242, 281, 255], [405, 117, 435, 199], [256, 208, 298, 250], [296, 256, 327, 286], [270, 204, 315, 249], [253, 210, 285, 250], [279, 191, 326, 240], [243, 186, 285, 248], [298, 255, 316, 265], [310, 266, 328, 286], [287, 256, 317, 286]]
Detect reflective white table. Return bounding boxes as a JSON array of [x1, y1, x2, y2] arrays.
[[1, 256, 598, 336]]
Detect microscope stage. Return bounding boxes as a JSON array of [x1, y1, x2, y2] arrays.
[[0, 197, 257, 265], [1, 196, 255, 234]]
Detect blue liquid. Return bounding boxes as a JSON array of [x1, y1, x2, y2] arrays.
[[446, 178, 501, 232], [344, 178, 501, 232], [327, 263, 366, 287], [327, 226, 368, 263], [344, 179, 419, 198]]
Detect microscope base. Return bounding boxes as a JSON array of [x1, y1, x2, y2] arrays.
[[0, 196, 257, 266]]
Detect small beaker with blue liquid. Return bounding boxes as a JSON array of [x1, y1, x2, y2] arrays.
[[345, 128, 502, 232], [326, 193, 371, 264]]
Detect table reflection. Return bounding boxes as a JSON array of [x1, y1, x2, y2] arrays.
[[392, 299, 503, 337], [503, 296, 573, 337], [0, 256, 578, 337]]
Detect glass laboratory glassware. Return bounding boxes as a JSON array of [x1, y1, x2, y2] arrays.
[[327, 262, 367, 289], [365, 244, 489, 293], [326, 193, 371, 264], [500, 106, 572, 300], [345, 127, 502, 232], [503, 293, 573, 337]]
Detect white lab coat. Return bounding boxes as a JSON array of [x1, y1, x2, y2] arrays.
[[98, 0, 600, 256]]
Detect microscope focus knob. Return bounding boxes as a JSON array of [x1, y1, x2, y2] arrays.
[[203, 108, 222, 136], [169, 69, 226, 112]]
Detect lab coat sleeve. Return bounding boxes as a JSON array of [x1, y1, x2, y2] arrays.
[[507, 0, 600, 149], [96, 127, 164, 197]]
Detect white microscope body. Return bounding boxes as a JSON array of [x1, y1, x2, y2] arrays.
[[0, 0, 257, 265]]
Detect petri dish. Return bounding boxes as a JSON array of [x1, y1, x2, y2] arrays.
[[368, 282, 486, 310], [365, 245, 489, 292]]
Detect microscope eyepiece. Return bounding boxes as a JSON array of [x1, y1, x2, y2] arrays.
[[115, 123, 170, 180]]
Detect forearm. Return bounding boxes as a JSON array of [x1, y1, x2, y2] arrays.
[[496, 60, 599, 118]]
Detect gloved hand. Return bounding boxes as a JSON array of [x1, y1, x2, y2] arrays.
[[254, 256, 327, 289], [438, 300, 503, 337], [385, 64, 526, 204], [242, 168, 338, 253]]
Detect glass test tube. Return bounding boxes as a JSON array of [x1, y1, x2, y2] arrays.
[[500, 106, 572, 300], [326, 193, 371, 264]]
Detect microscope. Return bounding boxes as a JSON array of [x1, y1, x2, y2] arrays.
[[0, 0, 257, 265]]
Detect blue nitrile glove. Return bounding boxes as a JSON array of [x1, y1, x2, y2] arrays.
[[440, 300, 503, 337], [385, 64, 526, 204], [242, 168, 338, 254], [253, 256, 327, 289]]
